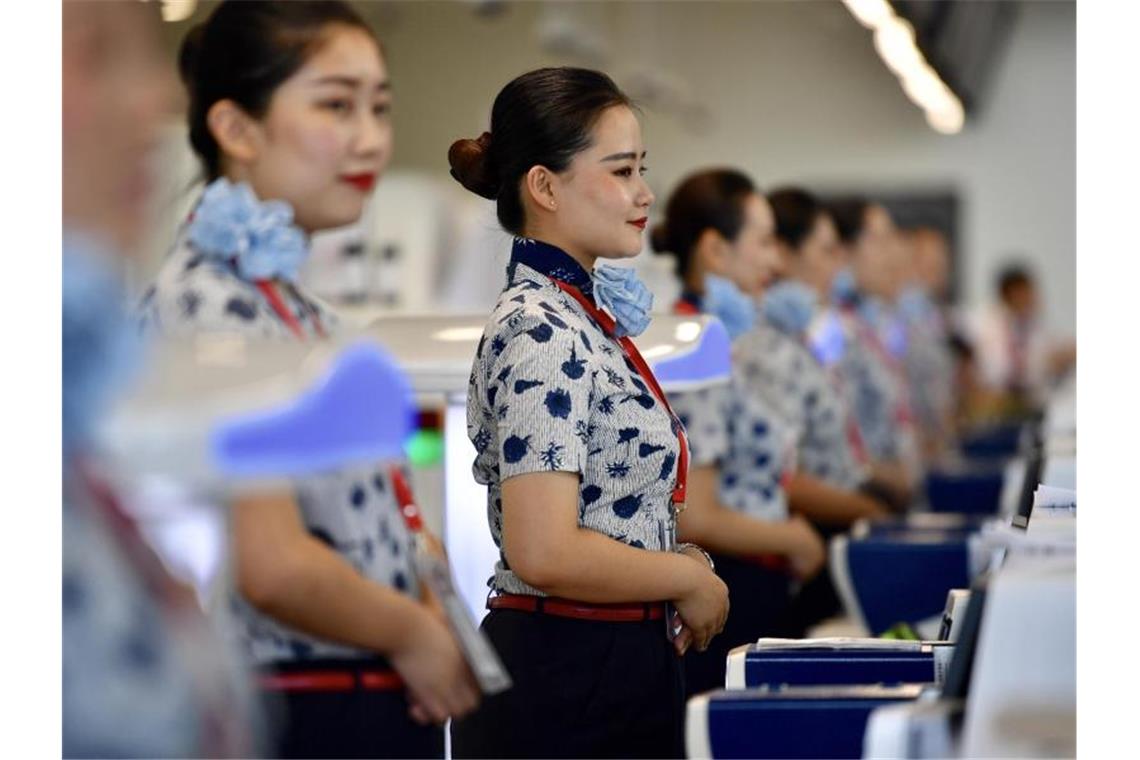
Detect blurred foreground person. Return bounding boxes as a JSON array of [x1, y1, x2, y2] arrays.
[[141, 4, 478, 757], [62, 2, 258, 756]]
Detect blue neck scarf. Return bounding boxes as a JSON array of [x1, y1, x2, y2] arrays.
[[761, 279, 819, 336], [508, 237, 653, 337], [703, 274, 757, 340], [187, 178, 310, 283]]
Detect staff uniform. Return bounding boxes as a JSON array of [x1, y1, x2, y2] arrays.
[[734, 315, 868, 491], [451, 238, 688, 759], [834, 300, 920, 476], [666, 320, 801, 695], [900, 302, 956, 450], [141, 183, 441, 759], [64, 237, 259, 758]]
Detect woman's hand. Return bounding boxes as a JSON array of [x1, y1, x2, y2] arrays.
[[671, 557, 728, 654], [784, 515, 827, 580], [389, 606, 481, 725]]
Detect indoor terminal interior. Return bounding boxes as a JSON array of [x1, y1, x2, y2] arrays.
[[55, 0, 1089, 758]]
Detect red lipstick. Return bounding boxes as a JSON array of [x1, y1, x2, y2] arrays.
[[629, 217, 648, 230], [341, 173, 376, 192]]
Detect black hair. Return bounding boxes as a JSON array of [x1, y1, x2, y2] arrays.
[[997, 263, 1034, 299], [769, 186, 827, 251], [448, 67, 633, 235], [650, 168, 756, 282], [828, 197, 872, 245], [179, 0, 378, 180]]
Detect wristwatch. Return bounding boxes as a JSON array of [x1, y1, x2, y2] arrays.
[[675, 542, 715, 572]]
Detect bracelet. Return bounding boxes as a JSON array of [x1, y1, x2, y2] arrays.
[[675, 542, 715, 572]]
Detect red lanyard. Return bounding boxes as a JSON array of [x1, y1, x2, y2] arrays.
[[388, 466, 425, 534], [849, 307, 915, 428], [553, 280, 688, 507], [68, 460, 189, 606], [255, 280, 326, 341]]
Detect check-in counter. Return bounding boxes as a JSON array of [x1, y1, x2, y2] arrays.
[[724, 639, 955, 690]]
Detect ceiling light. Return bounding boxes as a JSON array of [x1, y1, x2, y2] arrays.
[[160, 0, 197, 23], [926, 98, 965, 135], [873, 16, 923, 78], [841, 0, 894, 30]]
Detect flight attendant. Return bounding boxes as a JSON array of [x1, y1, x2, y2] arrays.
[[653, 170, 880, 693], [826, 197, 921, 507], [448, 68, 728, 759], [142, 3, 477, 757]]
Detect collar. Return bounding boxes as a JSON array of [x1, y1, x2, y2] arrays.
[[508, 237, 595, 298], [677, 289, 704, 314]]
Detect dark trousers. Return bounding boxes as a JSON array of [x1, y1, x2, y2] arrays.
[[263, 659, 444, 759], [683, 553, 794, 697], [451, 609, 686, 759]]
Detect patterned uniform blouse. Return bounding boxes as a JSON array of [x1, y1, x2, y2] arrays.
[[834, 303, 917, 464], [141, 226, 420, 666], [735, 319, 867, 490], [902, 310, 955, 445], [665, 294, 793, 522], [468, 239, 686, 597], [63, 470, 260, 757]]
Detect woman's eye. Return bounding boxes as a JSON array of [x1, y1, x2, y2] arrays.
[[639, 166, 649, 176], [372, 102, 391, 117], [321, 99, 353, 115], [614, 167, 633, 178]]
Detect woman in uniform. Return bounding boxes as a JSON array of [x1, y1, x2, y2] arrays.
[[826, 197, 922, 507], [141, 3, 478, 757], [447, 67, 728, 759], [652, 169, 880, 694], [758, 188, 907, 510]]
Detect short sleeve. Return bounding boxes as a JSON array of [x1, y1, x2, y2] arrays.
[[668, 385, 729, 468], [489, 315, 594, 481]]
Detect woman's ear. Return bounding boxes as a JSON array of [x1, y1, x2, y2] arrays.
[[206, 99, 260, 166], [523, 165, 559, 213], [695, 227, 730, 277]]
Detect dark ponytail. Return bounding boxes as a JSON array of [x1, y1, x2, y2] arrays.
[[827, 196, 872, 245], [179, 0, 378, 180], [651, 168, 756, 282], [448, 67, 632, 235], [768, 186, 827, 252]]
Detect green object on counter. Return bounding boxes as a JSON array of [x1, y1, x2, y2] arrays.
[[880, 622, 922, 641], [405, 429, 444, 468]]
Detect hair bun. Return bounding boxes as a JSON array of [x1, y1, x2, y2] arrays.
[[448, 132, 500, 201]]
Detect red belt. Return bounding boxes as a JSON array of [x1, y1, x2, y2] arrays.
[[259, 669, 404, 693], [747, 554, 791, 573], [489, 594, 666, 622]]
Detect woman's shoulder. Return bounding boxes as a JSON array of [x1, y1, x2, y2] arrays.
[[141, 237, 273, 335]]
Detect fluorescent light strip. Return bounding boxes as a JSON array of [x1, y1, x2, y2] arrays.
[[841, 0, 964, 135]]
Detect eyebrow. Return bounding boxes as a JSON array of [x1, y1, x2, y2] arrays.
[[310, 75, 391, 92], [600, 151, 647, 162]]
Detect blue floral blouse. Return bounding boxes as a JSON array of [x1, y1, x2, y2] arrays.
[[468, 239, 686, 597], [835, 305, 917, 464], [735, 319, 868, 491], [667, 378, 793, 523], [141, 220, 419, 666]]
